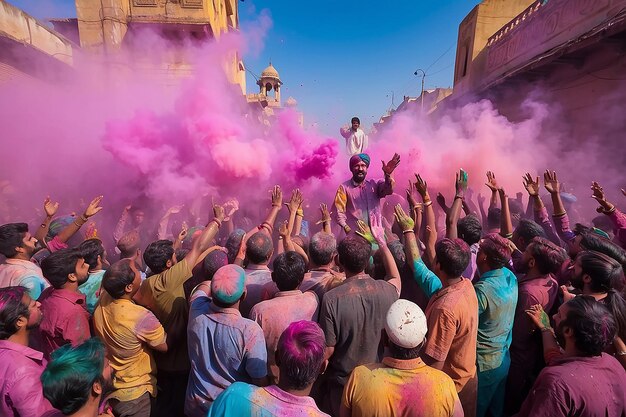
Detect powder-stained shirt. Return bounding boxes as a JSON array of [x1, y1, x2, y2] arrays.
[[0, 340, 56, 417], [424, 278, 478, 392], [340, 127, 368, 156], [93, 292, 166, 402], [79, 269, 105, 314], [209, 382, 329, 417], [474, 267, 518, 372], [185, 294, 267, 417], [516, 353, 626, 417], [240, 266, 278, 318], [134, 258, 192, 373], [0, 258, 49, 300], [249, 289, 319, 384], [37, 287, 91, 359], [342, 357, 459, 417], [336, 178, 393, 232], [300, 268, 345, 303], [319, 274, 398, 387]]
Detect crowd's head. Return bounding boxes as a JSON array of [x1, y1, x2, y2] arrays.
[[385, 299, 428, 360], [309, 232, 336, 267], [41, 248, 90, 289], [272, 251, 307, 292], [515, 237, 567, 275], [457, 214, 482, 246], [0, 222, 36, 259], [101, 259, 142, 299], [337, 234, 371, 275], [210, 264, 246, 307], [349, 153, 370, 183], [0, 286, 41, 339], [246, 232, 273, 265], [78, 238, 107, 272], [144, 239, 176, 274], [433, 238, 470, 279], [477, 233, 512, 272]]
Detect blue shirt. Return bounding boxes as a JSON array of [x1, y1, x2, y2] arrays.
[[79, 270, 105, 314], [185, 293, 267, 417], [208, 382, 329, 417], [473, 267, 518, 372]]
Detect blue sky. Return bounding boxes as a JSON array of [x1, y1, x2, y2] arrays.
[[10, 0, 479, 135]]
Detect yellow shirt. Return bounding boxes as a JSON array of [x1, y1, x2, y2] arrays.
[[94, 292, 166, 402]]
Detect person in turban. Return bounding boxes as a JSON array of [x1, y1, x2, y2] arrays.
[[334, 152, 400, 234]]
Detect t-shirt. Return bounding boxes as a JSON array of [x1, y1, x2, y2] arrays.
[[300, 268, 345, 303], [93, 292, 166, 402], [249, 289, 319, 383], [209, 382, 329, 417], [240, 266, 278, 318], [79, 270, 105, 314], [342, 357, 459, 417], [318, 274, 398, 386], [516, 353, 626, 417], [424, 278, 478, 391], [135, 259, 192, 372], [185, 294, 267, 417]]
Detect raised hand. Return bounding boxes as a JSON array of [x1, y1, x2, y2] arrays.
[[406, 180, 418, 209], [393, 204, 414, 232], [356, 220, 376, 244], [271, 185, 283, 207], [213, 204, 225, 222], [287, 189, 304, 213], [414, 174, 428, 199], [316, 203, 332, 225], [525, 304, 551, 330], [590, 181, 607, 205], [335, 185, 348, 213], [523, 173, 540, 197], [436, 193, 448, 212], [369, 217, 386, 245], [223, 199, 239, 221], [476, 193, 485, 206], [44, 196, 59, 218], [543, 170, 560, 195], [84, 196, 104, 218], [177, 222, 189, 241], [382, 153, 401, 176], [455, 168, 468, 197], [560, 285, 575, 302], [485, 171, 498, 192], [278, 220, 289, 237]]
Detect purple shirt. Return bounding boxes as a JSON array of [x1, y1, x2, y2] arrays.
[[336, 177, 393, 232], [516, 353, 626, 417], [608, 208, 626, 250], [241, 266, 278, 319], [0, 340, 56, 417], [36, 287, 91, 359]]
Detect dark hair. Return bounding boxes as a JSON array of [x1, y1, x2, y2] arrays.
[[143, 240, 174, 274], [487, 208, 501, 229], [202, 250, 229, 279], [102, 259, 135, 299], [309, 232, 336, 266], [272, 252, 307, 291], [388, 342, 422, 360], [225, 229, 246, 264], [387, 240, 407, 270], [514, 219, 546, 247], [578, 250, 624, 293], [578, 231, 626, 272], [276, 321, 326, 390], [351, 117, 360, 124], [526, 237, 567, 275], [435, 238, 470, 277], [337, 235, 371, 274], [0, 286, 29, 339], [0, 223, 28, 258], [246, 232, 273, 265], [78, 239, 105, 272], [562, 295, 616, 356], [117, 230, 140, 259], [41, 338, 105, 414], [479, 233, 512, 270], [41, 248, 84, 289], [457, 214, 482, 245]]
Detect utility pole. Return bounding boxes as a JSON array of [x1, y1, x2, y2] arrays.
[[414, 69, 426, 111]]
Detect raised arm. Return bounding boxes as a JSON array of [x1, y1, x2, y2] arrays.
[[446, 169, 468, 240], [317, 203, 332, 234], [526, 304, 562, 364], [113, 205, 130, 242], [544, 170, 575, 243], [34, 196, 59, 243], [185, 205, 225, 267], [524, 173, 561, 245], [415, 174, 437, 266], [485, 171, 499, 209], [57, 196, 103, 244], [157, 205, 183, 240], [377, 153, 401, 197], [172, 223, 188, 251], [258, 185, 282, 236], [591, 181, 626, 249], [370, 218, 401, 295], [498, 186, 514, 239]]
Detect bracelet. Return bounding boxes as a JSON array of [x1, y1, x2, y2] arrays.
[[540, 327, 553, 333], [209, 218, 222, 228], [402, 230, 414, 234], [260, 222, 273, 233], [80, 214, 88, 222], [73, 220, 84, 228], [617, 351, 626, 356], [423, 200, 433, 207], [553, 212, 566, 217], [454, 195, 464, 200], [601, 205, 616, 214], [271, 203, 280, 207]]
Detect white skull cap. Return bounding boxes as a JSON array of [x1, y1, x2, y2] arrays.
[[385, 299, 428, 349]]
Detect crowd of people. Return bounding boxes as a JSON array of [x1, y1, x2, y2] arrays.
[[1, 150, 626, 417]]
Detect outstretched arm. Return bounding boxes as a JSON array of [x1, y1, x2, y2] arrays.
[[34, 196, 59, 243], [446, 169, 468, 240], [57, 196, 104, 244], [591, 181, 626, 248], [415, 174, 437, 266]]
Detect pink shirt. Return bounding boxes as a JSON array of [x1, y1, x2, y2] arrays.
[[336, 178, 393, 232], [0, 340, 56, 417]]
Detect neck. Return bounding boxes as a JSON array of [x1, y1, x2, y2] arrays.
[[562, 341, 584, 359], [7, 329, 29, 347], [277, 380, 312, 397], [524, 269, 544, 280], [68, 397, 100, 417], [345, 270, 364, 278], [12, 253, 31, 261], [444, 275, 463, 286], [581, 287, 607, 301], [62, 282, 80, 292]]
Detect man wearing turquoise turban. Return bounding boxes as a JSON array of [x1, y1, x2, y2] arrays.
[[334, 152, 401, 234]]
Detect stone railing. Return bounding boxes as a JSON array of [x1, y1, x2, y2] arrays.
[[486, 0, 543, 47]]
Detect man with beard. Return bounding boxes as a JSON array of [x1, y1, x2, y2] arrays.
[[36, 248, 92, 359], [505, 237, 565, 415], [0, 286, 57, 416], [517, 296, 626, 416], [334, 153, 400, 234], [41, 338, 114, 417]]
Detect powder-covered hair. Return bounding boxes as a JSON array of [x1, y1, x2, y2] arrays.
[[479, 233, 512, 270], [276, 321, 326, 390], [0, 286, 29, 340]]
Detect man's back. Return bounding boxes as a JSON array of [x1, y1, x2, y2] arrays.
[[0, 259, 48, 300], [240, 267, 277, 318], [516, 353, 626, 417]]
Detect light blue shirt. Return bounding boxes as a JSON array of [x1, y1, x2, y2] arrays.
[[78, 270, 105, 314]]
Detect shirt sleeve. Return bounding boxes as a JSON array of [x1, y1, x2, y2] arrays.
[[244, 323, 268, 379], [152, 259, 192, 294], [534, 207, 562, 246], [135, 310, 167, 348], [424, 308, 456, 362], [63, 308, 92, 346], [8, 368, 56, 417], [552, 213, 575, 243], [608, 209, 626, 250], [411, 258, 442, 299], [20, 275, 48, 301], [318, 296, 337, 347], [376, 178, 394, 198], [45, 236, 68, 253], [341, 366, 359, 411], [475, 285, 488, 316]]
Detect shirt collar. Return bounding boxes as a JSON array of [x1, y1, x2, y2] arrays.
[[5, 258, 40, 270], [343, 272, 371, 283], [208, 302, 242, 316], [275, 290, 303, 298], [351, 179, 366, 188], [382, 356, 426, 370], [263, 385, 319, 407], [245, 264, 270, 271], [47, 288, 87, 305], [0, 339, 45, 362], [518, 273, 553, 285]]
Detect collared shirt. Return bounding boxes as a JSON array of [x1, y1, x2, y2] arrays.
[[241, 265, 278, 318], [0, 258, 49, 300], [135, 259, 192, 372], [93, 293, 166, 402], [336, 178, 393, 233], [516, 353, 626, 417], [474, 267, 518, 372], [340, 127, 368, 156], [37, 287, 91, 359], [209, 382, 329, 417], [79, 270, 105, 314], [424, 278, 478, 391], [249, 289, 319, 383], [185, 295, 267, 417], [342, 357, 459, 417], [0, 340, 56, 417], [319, 273, 398, 386], [300, 268, 345, 303]]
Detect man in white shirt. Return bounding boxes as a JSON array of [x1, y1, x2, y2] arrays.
[[340, 117, 368, 156]]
